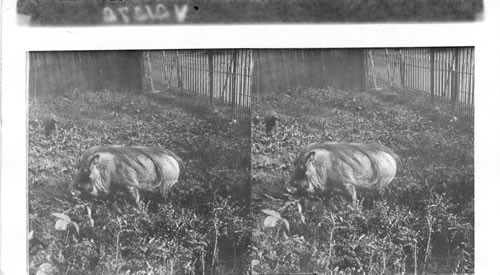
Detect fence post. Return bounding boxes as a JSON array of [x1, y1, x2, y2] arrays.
[[175, 51, 183, 96], [208, 51, 214, 104], [231, 50, 238, 119], [358, 50, 366, 91], [384, 49, 392, 86], [146, 52, 157, 93], [399, 49, 405, 89], [452, 48, 460, 111], [363, 50, 369, 91], [430, 48, 435, 101], [251, 50, 260, 103], [29, 53, 35, 100], [161, 51, 170, 88], [368, 50, 379, 90]]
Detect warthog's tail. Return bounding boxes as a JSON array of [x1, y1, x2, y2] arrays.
[[375, 144, 404, 176], [140, 147, 185, 189], [394, 154, 404, 176], [163, 148, 185, 178]]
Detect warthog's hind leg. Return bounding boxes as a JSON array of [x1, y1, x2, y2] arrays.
[[344, 182, 358, 206], [127, 186, 141, 205]]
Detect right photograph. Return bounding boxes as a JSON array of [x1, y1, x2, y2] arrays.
[[251, 48, 474, 274]]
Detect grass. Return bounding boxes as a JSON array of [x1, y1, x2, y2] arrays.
[[251, 86, 474, 273], [28, 89, 251, 274]]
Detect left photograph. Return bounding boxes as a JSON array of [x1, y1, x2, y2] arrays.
[[27, 50, 251, 274]]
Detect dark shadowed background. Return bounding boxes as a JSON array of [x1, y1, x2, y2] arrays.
[[17, 0, 483, 25]]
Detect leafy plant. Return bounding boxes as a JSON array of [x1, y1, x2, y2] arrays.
[[262, 209, 290, 238], [51, 213, 80, 235]]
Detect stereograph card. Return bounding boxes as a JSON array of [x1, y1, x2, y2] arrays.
[[1, 0, 499, 274]]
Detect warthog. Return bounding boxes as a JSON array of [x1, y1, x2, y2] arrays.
[[69, 145, 184, 204], [286, 143, 401, 203]]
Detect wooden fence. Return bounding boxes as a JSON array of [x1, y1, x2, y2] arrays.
[[144, 50, 253, 120], [253, 49, 366, 99], [29, 49, 473, 119], [367, 47, 474, 117], [29, 51, 144, 100]]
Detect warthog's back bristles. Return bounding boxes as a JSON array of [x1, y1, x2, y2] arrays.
[[84, 146, 183, 190], [299, 142, 400, 186]]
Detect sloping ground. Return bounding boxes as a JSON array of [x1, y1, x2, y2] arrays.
[[251, 87, 473, 273], [29, 90, 251, 274]]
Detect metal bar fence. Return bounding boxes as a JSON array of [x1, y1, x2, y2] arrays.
[[143, 50, 253, 120], [367, 47, 474, 117]]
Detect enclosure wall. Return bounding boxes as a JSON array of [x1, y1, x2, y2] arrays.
[[29, 51, 144, 99], [252, 49, 366, 99]]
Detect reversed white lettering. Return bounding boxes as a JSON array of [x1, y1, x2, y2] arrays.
[[103, 4, 189, 24]]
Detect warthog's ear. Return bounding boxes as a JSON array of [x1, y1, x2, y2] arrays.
[[305, 151, 316, 164], [90, 154, 100, 167]]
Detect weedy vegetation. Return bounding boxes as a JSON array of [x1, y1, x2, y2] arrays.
[[29, 90, 251, 274], [251, 86, 474, 274]]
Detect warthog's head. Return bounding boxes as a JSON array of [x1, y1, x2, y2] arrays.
[[69, 154, 109, 199], [285, 150, 319, 195]]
